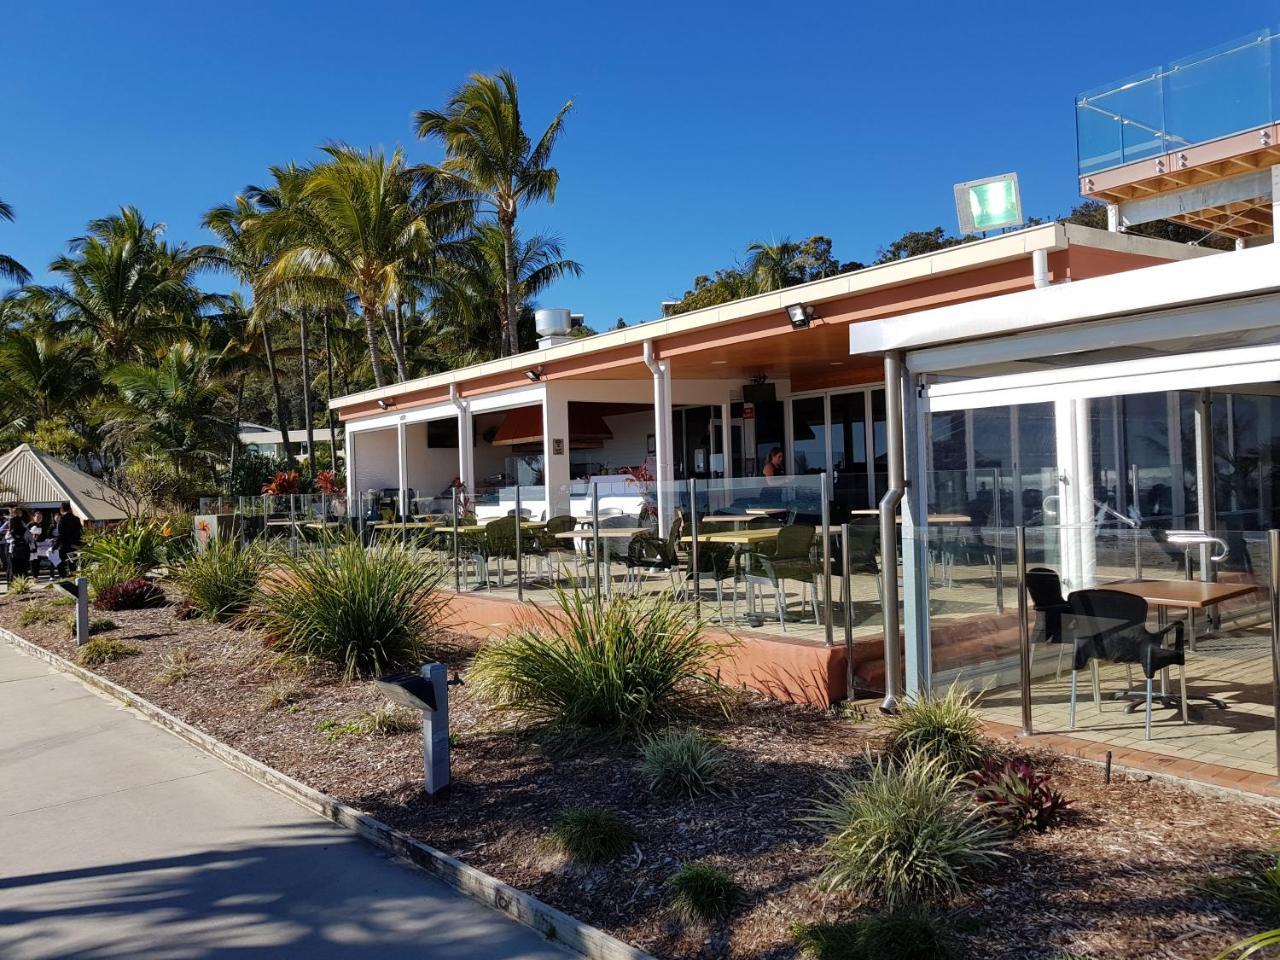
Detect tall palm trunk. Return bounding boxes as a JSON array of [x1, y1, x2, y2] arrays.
[[228, 372, 246, 491], [499, 212, 520, 356], [323, 313, 340, 475], [299, 310, 316, 483], [362, 303, 388, 388], [261, 319, 298, 468]]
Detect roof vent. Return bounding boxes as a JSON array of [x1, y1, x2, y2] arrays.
[[534, 308, 582, 350]]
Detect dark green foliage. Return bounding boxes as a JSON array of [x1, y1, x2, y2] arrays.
[[547, 807, 639, 866], [469, 585, 725, 738], [171, 538, 268, 621], [807, 750, 1008, 909], [249, 541, 448, 679], [640, 729, 729, 799], [880, 686, 987, 773], [971, 758, 1069, 832], [668, 863, 745, 922], [793, 910, 959, 960]]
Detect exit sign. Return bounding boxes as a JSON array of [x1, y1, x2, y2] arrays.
[[954, 173, 1022, 234]]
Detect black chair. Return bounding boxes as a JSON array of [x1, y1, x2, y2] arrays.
[[1025, 567, 1072, 677], [1067, 589, 1187, 740]]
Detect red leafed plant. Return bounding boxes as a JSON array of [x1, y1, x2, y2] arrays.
[[95, 578, 166, 612], [315, 470, 345, 496], [971, 758, 1069, 832], [261, 470, 302, 496]]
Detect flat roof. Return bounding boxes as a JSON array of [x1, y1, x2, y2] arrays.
[[332, 222, 1212, 414]]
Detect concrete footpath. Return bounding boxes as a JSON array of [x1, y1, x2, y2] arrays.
[[0, 642, 568, 959]]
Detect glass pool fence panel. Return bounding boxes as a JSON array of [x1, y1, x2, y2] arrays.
[[688, 474, 831, 641]]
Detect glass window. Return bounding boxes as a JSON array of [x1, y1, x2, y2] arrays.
[[870, 388, 887, 501], [789, 396, 827, 475], [831, 391, 869, 511]]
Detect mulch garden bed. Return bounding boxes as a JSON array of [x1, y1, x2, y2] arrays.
[[4, 586, 1278, 960]]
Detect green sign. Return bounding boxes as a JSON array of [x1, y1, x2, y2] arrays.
[[954, 173, 1022, 233]]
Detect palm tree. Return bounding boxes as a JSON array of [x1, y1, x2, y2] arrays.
[[744, 238, 802, 294], [415, 70, 573, 356], [203, 192, 299, 468], [102, 340, 233, 481], [254, 145, 467, 388], [0, 328, 99, 431], [205, 291, 272, 482], [429, 222, 581, 368], [40, 206, 214, 360], [0, 198, 31, 286]]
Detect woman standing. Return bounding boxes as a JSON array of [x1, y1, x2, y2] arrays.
[[6, 508, 30, 579], [27, 510, 45, 579]]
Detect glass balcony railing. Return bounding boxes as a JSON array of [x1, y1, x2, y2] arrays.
[[1076, 27, 1280, 176]]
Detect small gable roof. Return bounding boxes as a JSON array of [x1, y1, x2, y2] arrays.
[[0, 445, 130, 522]]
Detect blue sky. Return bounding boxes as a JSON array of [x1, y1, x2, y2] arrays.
[[3, 1, 1276, 327]]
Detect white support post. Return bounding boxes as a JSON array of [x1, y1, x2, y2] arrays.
[[451, 387, 474, 499], [1106, 203, 1120, 232], [1072, 398, 1096, 588], [396, 420, 408, 519], [644, 341, 674, 537], [344, 425, 357, 515], [1054, 399, 1081, 590], [720, 401, 733, 481], [901, 368, 932, 700], [542, 388, 570, 518], [1194, 389, 1217, 582]]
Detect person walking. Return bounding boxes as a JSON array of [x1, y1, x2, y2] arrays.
[[52, 501, 82, 577]]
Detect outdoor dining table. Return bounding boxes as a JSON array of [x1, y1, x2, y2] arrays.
[[553, 527, 650, 540], [680, 528, 781, 546], [1091, 577, 1258, 713], [848, 510, 973, 524]]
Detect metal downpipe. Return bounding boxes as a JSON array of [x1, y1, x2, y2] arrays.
[[880, 351, 906, 714]]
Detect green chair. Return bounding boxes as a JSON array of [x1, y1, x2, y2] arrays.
[[483, 516, 540, 589], [744, 523, 817, 630], [625, 511, 684, 593], [538, 514, 580, 583]]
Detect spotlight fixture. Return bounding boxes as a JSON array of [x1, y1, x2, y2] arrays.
[[524, 366, 544, 382], [786, 303, 817, 329], [377, 398, 391, 410]]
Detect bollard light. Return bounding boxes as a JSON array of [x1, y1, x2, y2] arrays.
[[375, 664, 455, 795]]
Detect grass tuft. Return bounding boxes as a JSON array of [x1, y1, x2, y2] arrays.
[[65, 616, 118, 638], [640, 729, 730, 799], [171, 539, 270, 621], [249, 542, 448, 679], [880, 685, 987, 773], [157, 647, 198, 685], [18, 601, 63, 627], [7, 576, 32, 595], [547, 807, 639, 865], [318, 704, 419, 739], [668, 862, 745, 922], [76, 637, 142, 667], [470, 584, 727, 739], [259, 680, 304, 711], [1206, 855, 1280, 916], [793, 910, 959, 960], [806, 749, 1008, 909]]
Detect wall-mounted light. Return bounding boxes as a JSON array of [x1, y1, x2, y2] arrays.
[[377, 398, 393, 410], [786, 303, 818, 329], [524, 366, 544, 382]]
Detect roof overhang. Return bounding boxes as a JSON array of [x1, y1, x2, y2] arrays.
[[852, 243, 1280, 359]]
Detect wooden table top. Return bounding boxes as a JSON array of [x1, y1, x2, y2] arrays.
[[1098, 578, 1258, 609], [848, 510, 972, 524], [554, 527, 650, 539], [681, 528, 781, 546]]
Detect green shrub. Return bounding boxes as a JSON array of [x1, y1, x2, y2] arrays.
[[1207, 856, 1280, 916], [793, 910, 959, 960], [81, 522, 166, 584], [547, 807, 639, 865], [171, 538, 269, 621], [469, 585, 726, 738], [1216, 930, 1280, 960], [249, 541, 449, 679], [806, 750, 1008, 909], [640, 729, 729, 799], [7, 576, 32, 595], [668, 862, 745, 922], [157, 647, 198, 685], [881, 686, 987, 773], [76, 637, 142, 666]]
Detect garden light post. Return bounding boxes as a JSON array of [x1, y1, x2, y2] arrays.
[[375, 663, 453, 795]]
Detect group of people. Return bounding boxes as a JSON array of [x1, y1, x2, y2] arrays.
[[1, 501, 83, 581]]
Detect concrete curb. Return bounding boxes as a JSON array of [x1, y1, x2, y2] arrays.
[[2, 627, 654, 960]]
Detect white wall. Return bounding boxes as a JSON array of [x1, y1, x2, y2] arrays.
[[403, 421, 457, 501], [352, 427, 398, 493]]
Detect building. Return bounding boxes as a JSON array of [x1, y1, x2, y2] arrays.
[[239, 423, 341, 463], [0, 444, 130, 523]]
